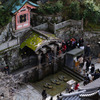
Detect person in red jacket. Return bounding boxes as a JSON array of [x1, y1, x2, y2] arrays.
[[62, 44, 67, 53], [74, 82, 79, 90]]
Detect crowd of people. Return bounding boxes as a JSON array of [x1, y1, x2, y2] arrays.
[[46, 37, 84, 64], [60, 37, 84, 54], [41, 37, 100, 100], [75, 54, 100, 86], [74, 51, 100, 85]]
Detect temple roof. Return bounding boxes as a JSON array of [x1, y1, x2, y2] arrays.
[[20, 31, 46, 51], [20, 30, 58, 52], [11, 0, 39, 14]]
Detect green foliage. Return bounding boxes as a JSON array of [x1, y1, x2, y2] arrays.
[[0, 8, 12, 27], [66, 1, 80, 20], [83, 2, 100, 24], [37, 0, 63, 15], [55, 1, 63, 12], [84, 23, 100, 31], [0, 0, 20, 28], [62, 0, 100, 26]]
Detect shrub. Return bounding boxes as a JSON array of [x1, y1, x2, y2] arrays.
[[68, 1, 80, 20], [37, 0, 63, 15], [54, 1, 63, 12], [83, 3, 100, 24], [0, 8, 12, 27]]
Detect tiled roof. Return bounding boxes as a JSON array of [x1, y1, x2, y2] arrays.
[[79, 78, 100, 90], [62, 90, 85, 100], [12, 0, 39, 13], [61, 78, 100, 100], [62, 89, 100, 100], [63, 95, 81, 100]]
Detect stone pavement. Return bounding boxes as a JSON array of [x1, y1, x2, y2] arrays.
[[91, 58, 100, 70], [13, 85, 42, 100]]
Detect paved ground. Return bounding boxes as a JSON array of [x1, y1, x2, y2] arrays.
[[91, 58, 100, 70], [13, 85, 42, 100]]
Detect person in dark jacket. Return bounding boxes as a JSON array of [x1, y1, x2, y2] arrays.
[[83, 74, 90, 86], [92, 72, 100, 80], [84, 44, 91, 57], [79, 38, 84, 47], [4, 65, 9, 74], [90, 64, 95, 74], [42, 89, 47, 100], [86, 58, 91, 72], [66, 40, 71, 51]]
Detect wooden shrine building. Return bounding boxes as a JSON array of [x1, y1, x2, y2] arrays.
[[11, 0, 38, 30]]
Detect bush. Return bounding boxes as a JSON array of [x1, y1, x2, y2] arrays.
[[37, 0, 63, 15], [83, 3, 100, 24], [0, 0, 20, 28], [54, 1, 63, 12], [68, 1, 80, 20], [0, 8, 12, 27]]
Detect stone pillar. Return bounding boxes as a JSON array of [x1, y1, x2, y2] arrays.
[[37, 52, 43, 80], [53, 46, 57, 73], [54, 23, 56, 34]]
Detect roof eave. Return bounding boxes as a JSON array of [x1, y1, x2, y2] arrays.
[[12, 1, 39, 14]]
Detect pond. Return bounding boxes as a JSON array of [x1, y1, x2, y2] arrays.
[[32, 71, 81, 96]]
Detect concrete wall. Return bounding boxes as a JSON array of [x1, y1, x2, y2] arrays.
[[33, 19, 83, 35], [34, 23, 48, 30], [54, 19, 83, 34], [48, 22, 55, 33]]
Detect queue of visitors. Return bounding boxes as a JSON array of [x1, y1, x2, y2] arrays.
[[76, 55, 100, 85], [74, 53, 100, 86]]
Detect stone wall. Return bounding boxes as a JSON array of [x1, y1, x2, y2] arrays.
[[55, 19, 83, 33], [55, 19, 83, 40], [83, 31, 100, 57], [34, 23, 48, 30], [0, 23, 11, 44], [33, 15, 63, 26], [0, 47, 23, 71], [0, 16, 16, 44]]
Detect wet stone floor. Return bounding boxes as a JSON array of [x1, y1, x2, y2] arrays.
[[32, 71, 80, 96]]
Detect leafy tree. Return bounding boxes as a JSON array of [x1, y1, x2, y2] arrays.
[[37, 0, 63, 15], [0, 0, 20, 28], [68, 1, 80, 20], [83, 3, 100, 25], [0, 8, 12, 27]]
